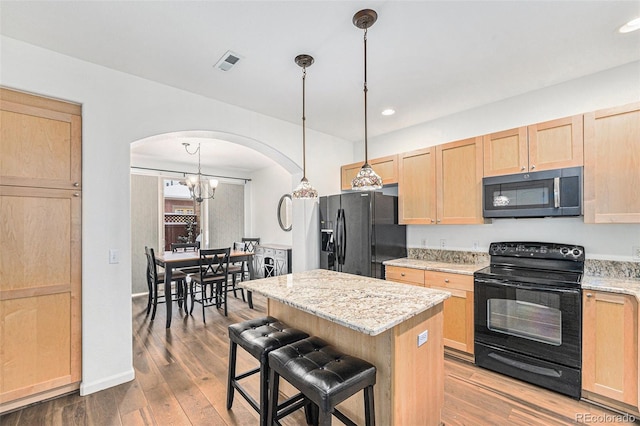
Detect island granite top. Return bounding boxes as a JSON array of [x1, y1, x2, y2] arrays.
[[240, 269, 450, 336]]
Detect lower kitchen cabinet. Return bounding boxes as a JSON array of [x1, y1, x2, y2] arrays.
[[582, 290, 639, 413], [424, 271, 475, 356], [386, 266, 475, 357], [385, 265, 424, 286]]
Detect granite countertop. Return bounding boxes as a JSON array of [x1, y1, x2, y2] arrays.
[[240, 269, 450, 336], [582, 275, 640, 302], [383, 257, 487, 276]]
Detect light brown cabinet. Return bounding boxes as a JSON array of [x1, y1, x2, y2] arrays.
[[340, 154, 398, 190], [582, 290, 638, 412], [399, 137, 484, 225], [424, 271, 474, 356], [385, 265, 424, 286], [0, 88, 82, 412], [584, 102, 640, 224], [483, 115, 583, 177]]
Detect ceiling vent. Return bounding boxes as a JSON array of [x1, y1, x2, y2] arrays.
[[215, 50, 241, 71]]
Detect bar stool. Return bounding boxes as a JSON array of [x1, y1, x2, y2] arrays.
[[267, 336, 376, 426], [227, 316, 310, 426]]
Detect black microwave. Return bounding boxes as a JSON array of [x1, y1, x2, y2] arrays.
[[483, 166, 582, 218]]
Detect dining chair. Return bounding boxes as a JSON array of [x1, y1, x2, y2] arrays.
[[145, 246, 188, 320], [170, 242, 200, 252], [227, 242, 247, 302], [241, 237, 260, 281], [189, 247, 231, 320]]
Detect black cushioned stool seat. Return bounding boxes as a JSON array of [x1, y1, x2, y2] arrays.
[[267, 336, 376, 426], [227, 316, 310, 426]]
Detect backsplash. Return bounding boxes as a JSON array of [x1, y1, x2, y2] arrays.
[[584, 260, 640, 279], [408, 248, 489, 265]]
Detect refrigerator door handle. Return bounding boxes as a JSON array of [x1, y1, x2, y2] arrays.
[[334, 209, 343, 267], [339, 208, 346, 265]]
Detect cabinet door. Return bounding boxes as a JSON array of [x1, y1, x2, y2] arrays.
[[0, 186, 82, 404], [584, 103, 640, 223], [398, 148, 436, 224], [385, 266, 424, 286], [436, 137, 484, 224], [1, 89, 81, 190], [340, 154, 398, 190], [528, 115, 583, 172], [424, 271, 474, 355], [483, 127, 528, 177], [583, 291, 638, 406]]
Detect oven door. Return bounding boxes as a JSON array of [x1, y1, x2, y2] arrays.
[[474, 277, 581, 368]]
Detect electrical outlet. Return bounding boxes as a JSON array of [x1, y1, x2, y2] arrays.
[[417, 330, 428, 347], [440, 239, 446, 249], [421, 238, 427, 248], [473, 241, 479, 251], [633, 246, 640, 261]]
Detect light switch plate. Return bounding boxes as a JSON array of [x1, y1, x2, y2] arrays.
[[109, 249, 120, 264], [417, 330, 428, 347]]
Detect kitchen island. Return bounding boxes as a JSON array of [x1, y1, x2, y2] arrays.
[[240, 269, 450, 425]]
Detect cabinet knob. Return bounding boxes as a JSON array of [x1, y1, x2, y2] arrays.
[[430, 219, 435, 223], [73, 193, 80, 197], [531, 165, 536, 170], [73, 182, 80, 187], [436, 219, 441, 223], [444, 279, 449, 283], [586, 293, 593, 298], [521, 166, 526, 171], [401, 273, 406, 276]]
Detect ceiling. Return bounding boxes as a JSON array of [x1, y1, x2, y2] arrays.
[[2, 1, 639, 172]]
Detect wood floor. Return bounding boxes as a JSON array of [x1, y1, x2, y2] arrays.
[[1, 292, 636, 426]]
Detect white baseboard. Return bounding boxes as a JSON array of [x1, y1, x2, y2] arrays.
[[79, 368, 135, 396]]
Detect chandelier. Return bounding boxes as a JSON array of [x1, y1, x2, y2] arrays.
[[292, 54, 318, 199], [182, 142, 218, 203], [351, 9, 383, 191]]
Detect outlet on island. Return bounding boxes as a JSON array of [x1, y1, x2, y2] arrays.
[[417, 330, 429, 347]]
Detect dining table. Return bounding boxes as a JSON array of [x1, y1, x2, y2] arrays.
[[155, 249, 255, 327]]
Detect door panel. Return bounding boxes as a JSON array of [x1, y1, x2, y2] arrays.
[[340, 193, 371, 277]]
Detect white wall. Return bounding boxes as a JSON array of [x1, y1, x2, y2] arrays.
[[249, 164, 293, 245], [365, 61, 640, 261], [0, 35, 350, 395]]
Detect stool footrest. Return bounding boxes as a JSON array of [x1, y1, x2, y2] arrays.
[[234, 366, 260, 382]]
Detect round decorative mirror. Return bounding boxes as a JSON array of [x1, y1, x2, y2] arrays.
[[277, 194, 293, 232]]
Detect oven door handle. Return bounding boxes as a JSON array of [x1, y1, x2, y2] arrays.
[[474, 277, 581, 294], [554, 177, 560, 208]]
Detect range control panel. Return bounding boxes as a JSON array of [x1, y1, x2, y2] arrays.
[[488, 242, 585, 261]]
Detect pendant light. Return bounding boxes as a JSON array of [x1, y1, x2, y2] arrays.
[[351, 9, 383, 191], [292, 54, 318, 199]]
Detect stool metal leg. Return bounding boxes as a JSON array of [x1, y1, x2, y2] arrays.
[[259, 362, 269, 426], [267, 368, 280, 426], [227, 341, 237, 409], [364, 385, 375, 426]]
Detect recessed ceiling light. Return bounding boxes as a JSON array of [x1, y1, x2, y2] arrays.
[[381, 108, 395, 116], [619, 17, 640, 33]]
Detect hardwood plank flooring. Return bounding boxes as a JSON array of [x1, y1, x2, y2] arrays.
[[2, 293, 637, 425]]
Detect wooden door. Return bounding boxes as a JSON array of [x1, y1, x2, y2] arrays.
[[528, 115, 583, 172], [424, 271, 474, 355], [436, 137, 484, 224], [398, 148, 436, 224], [340, 154, 398, 190], [584, 103, 640, 223], [582, 291, 638, 407], [0, 88, 82, 411], [482, 127, 528, 176]]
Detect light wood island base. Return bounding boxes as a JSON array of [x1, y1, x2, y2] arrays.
[[269, 299, 444, 425]]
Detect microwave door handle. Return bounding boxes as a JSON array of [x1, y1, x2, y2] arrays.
[[553, 177, 560, 208]]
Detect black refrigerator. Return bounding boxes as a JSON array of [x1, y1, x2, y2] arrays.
[[319, 192, 406, 279]]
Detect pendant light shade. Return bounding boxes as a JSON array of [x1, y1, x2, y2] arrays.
[[292, 54, 318, 199], [351, 9, 383, 191]]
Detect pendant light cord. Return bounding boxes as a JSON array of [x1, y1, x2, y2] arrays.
[[302, 65, 307, 179], [363, 27, 369, 166]]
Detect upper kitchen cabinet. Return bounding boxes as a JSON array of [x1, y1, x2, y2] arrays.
[[398, 147, 436, 224], [483, 115, 583, 177], [340, 154, 398, 190], [436, 137, 484, 224], [584, 102, 640, 224], [0, 88, 82, 190], [399, 137, 484, 225]]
